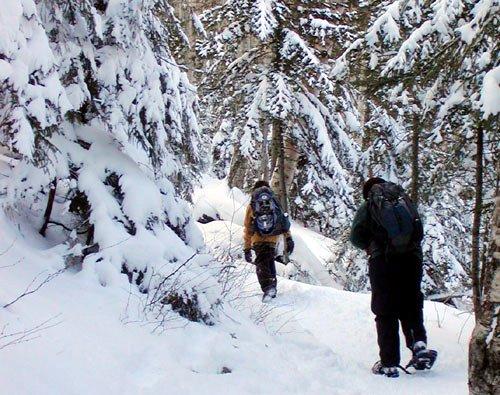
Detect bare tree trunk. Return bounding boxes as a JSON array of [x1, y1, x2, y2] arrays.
[[284, 136, 300, 192], [270, 120, 291, 264], [39, 179, 57, 237], [270, 121, 287, 208], [261, 120, 270, 182], [354, 5, 373, 190], [270, 132, 300, 202], [358, 85, 371, 188], [270, 123, 279, 177], [411, 115, 421, 204], [278, 124, 288, 213], [472, 122, 484, 320], [228, 145, 247, 189], [468, 194, 500, 395]]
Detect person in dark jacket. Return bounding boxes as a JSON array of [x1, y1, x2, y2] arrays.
[[350, 177, 437, 378], [243, 180, 294, 300]]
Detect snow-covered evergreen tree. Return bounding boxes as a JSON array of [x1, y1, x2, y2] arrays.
[[0, 0, 70, 192], [198, 0, 361, 236], [0, 0, 219, 323], [332, 0, 499, 296]]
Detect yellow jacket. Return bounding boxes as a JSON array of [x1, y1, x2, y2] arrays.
[[243, 205, 291, 250]]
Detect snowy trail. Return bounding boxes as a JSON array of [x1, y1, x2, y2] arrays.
[[0, 225, 472, 395], [193, 178, 473, 394], [193, 178, 339, 288], [251, 278, 472, 395], [0, 256, 472, 395], [0, 178, 473, 394]]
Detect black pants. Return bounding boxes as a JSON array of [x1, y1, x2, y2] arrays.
[[369, 252, 427, 366], [253, 243, 277, 292]]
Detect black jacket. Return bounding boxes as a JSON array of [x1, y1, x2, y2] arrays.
[[350, 201, 422, 259]]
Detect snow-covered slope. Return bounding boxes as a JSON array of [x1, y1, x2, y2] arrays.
[[0, 178, 473, 394], [193, 177, 339, 288]]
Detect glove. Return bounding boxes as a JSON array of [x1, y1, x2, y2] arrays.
[[244, 249, 253, 263], [286, 237, 295, 254], [275, 255, 288, 265]]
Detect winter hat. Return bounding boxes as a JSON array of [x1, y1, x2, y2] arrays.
[[253, 180, 270, 191], [363, 177, 386, 200]]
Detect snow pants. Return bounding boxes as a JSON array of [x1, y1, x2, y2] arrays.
[[253, 243, 277, 292], [368, 252, 427, 367]]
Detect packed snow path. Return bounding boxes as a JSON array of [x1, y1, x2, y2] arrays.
[[199, 224, 472, 395], [0, 178, 472, 394]]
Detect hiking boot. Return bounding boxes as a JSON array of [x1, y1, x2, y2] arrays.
[[262, 287, 277, 302], [406, 342, 438, 370], [372, 361, 399, 378]]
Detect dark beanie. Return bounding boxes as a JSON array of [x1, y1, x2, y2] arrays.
[[362, 177, 386, 200], [253, 180, 270, 190]]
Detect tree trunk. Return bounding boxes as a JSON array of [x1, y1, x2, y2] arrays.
[[270, 123, 279, 177], [261, 119, 270, 182], [270, 131, 300, 204], [355, 4, 373, 189], [471, 122, 484, 320], [270, 120, 291, 264], [227, 145, 247, 189], [411, 115, 421, 204], [468, 194, 500, 395], [270, 121, 287, 208], [39, 178, 57, 237], [358, 86, 371, 186], [278, 124, 288, 213]]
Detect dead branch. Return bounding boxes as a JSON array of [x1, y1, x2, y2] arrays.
[[3, 268, 66, 309], [0, 237, 16, 256], [0, 315, 62, 350], [39, 179, 57, 237], [146, 253, 198, 306]]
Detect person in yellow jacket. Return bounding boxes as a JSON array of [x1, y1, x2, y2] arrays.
[[243, 180, 294, 299]]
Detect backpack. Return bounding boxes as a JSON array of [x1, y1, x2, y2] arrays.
[[251, 187, 291, 236], [367, 182, 423, 254]]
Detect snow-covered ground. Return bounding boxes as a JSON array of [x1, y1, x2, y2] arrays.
[[0, 177, 473, 394], [193, 177, 339, 288]]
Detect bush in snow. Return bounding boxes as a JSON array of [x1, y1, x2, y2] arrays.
[[0, 0, 219, 324]]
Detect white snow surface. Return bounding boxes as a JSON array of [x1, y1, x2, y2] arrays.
[[192, 177, 338, 288], [0, 178, 473, 394], [480, 65, 500, 117]]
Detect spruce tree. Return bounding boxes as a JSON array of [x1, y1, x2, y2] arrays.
[[333, 0, 499, 296], [1, 0, 218, 321], [198, 0, 361, 236]]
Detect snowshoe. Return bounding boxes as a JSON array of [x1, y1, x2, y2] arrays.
[[372, 361, 399, 378], [406, 342, 438, 371], [262, 287, 277, 303], [275, 255, 289, 265]]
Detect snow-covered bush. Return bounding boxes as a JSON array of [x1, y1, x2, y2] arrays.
[[0, 0, 218, 324]]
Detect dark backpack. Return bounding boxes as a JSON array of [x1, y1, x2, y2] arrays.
[[368, 182, 423, 254], [251, 187, 291, 236]]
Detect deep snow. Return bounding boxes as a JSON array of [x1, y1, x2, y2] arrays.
[[0, 177, 473, 394]]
